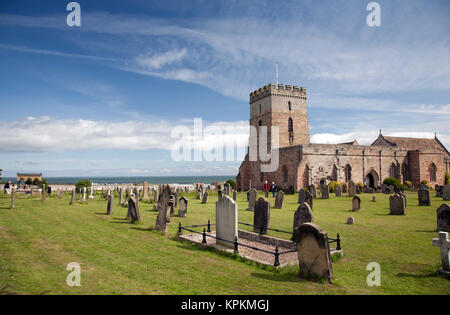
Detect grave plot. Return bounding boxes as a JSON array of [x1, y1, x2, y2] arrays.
[[177, 196, 343, 268]]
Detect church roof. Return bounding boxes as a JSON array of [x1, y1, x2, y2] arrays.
[[371, 133, 449, 155]]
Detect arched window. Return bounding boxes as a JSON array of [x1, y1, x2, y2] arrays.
[[288, 101, 291, 111], [288, 118, 294, 144], [401, 163, 409, 182], [344, 164, 352, 182], [258, 120, 262, 126], [303, 165, 310, 187], [282, 165, 288, 183], [389, 163, 399, 179], [429, 163, 437, 182]]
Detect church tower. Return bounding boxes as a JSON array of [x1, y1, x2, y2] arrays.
[[249, 83, 310, 152]]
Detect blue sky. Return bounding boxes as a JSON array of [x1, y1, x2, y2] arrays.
[[0, 0, 449, 177]]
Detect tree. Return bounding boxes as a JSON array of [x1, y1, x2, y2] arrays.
[[75, 179, 92, 192], [225, 179, 235, 190]]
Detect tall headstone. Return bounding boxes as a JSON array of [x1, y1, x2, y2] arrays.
[[215, 196, 238, 248], [11, 187, 15, 209], [348, 181, 356, 197], [443, 185, 450, 201], [201, 191, 209, 204], [437, 203, 450, 232], [389, 194, 405, 215], [107, 194, 113, 215], [418, 188, 431, 206], [119, 188, 123, 205], [155, 185, 173, 232], [42, 184, 46, 202], [304, 190, 313, 209], [436, 185, 443, 198], [293, 203, 313, 241], [70, 189, 75, 205], [233, 190, 237, 201], [141, 182, 149, 201], [335, 185, 342, 197], [247, 188, 257, 210], [352, 196, 361, 211], [82, 187, 86, 202], [342, 183, 347, 193], [320, 184, 329, 199], [254, 198, 270, 235], [178, 197, 188, 217], [127, 196, 141, 223], [274, 191, 284, 209], [308, 185, 316, 198], [432, 231, 450, 277], [298, 189, 306, 204], [197, 190, 202, 200], [218, 189, 223, 201], [294, 223, 333, 283]]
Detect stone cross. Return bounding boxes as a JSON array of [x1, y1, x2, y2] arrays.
[[432, 231, 450, 276]]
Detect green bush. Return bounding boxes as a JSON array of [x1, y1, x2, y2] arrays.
[[383, 177, 401, 187], [225, 179, 235, 190], [328, 181, 340, 193], [75, 179, 92, 192], [445, 172, 450, 185], [421, 180, 428, 185], [404, 180, 412, 188], [40, 178, 49, 189]]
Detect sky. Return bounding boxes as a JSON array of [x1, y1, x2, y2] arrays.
[[0, 0, 449, 177]]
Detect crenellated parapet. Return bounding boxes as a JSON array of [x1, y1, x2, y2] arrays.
[[250, 83, 306, 103]]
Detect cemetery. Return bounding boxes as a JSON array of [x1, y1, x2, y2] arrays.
[[0, 183, 449, 294]]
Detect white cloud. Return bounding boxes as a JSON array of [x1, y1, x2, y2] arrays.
[[136, 48, 187, 69]]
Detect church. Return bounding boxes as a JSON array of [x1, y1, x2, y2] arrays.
[[236, 83, 450, 191]]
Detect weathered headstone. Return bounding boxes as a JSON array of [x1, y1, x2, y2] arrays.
[[437, 203, 450, 232], [141, 182, 149, 201], [216, 196, 238, 248], [320, 184, 329, 199], [293, 203, 313, 241], [155, 185, 173, 232], [127, 196, 141, 223], [82, 187, 86, 202], [335, 185, 342, 197], [304, 190, 313, 209], [298, 189, 306, 204], [218, 189, 223, 201], [432, 231, 450, 277], [443, 185, 450, 201], [197, 189, 201, 200], [201, 191, 209, 204], [178, 196, 188, 217], [348, 181, 356, 197], [274, 191, 284, 209], [389, 194, 405, 215], [233, 190, 237, 201], [254, 198, 270, 234], [119, 188, 123, 205], [418, 188, 431, 206], [436, 185, 443, 198], [107, 194, 113, 215], [247, 188, 257, 210], [399, 192, 407, 208], [352, 196, 361, 211], [308, 185, 316, 198], [11, 187, 15, 209], [294, 223, 333, 283], [69, 189, 75, 205], [347, 217, 355, 225], [342, 183, 347, 193]]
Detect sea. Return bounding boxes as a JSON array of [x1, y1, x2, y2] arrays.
[[2, 176, 234, 185]]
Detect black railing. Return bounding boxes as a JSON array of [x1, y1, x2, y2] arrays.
[[178, 220, 341, 267]]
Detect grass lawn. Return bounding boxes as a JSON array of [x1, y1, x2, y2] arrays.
[[0, 189, 448, 295]]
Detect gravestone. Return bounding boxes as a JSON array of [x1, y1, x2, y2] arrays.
[[298, 189, 306, 204], [342, 183, 347, 193], [399, 192, 407, 207], [69, 189, 75, 205], [247, 188, 257, 210], [419, 184, 430, 191], [218, 189, 223, 201], [201, 191, 209, 204], [274, 191, 284, 209], [178, 196, 188, 217], [320, 184, 329, 199], [347, 217, 355, 225], [197, 190, 201, 200], [432, 231, 450, 277], [348, 181, 356, 197], [107, 194, 113, 215], [82, 187, 86, 202], [352, 196, 361, 211], [308, 185, 316, 198], [119, 188, 123, 205], [293, 203, 313, 241], [42, 184, 46, 202], [216, 196, 238, 248], [294, 223, 333, 283], [389, 194, 405, 215], [127, 196, 141, 223], [443, 185, 450, 201], [437, 203, 450, 232], [436, 185, 443, 198], [153, 189, 158, 201], [169, 194, 175, 215], [254, 198, 270, 235], [155, 185, 173, 232], [418, 188, 431, 206], [304, 190, 313, 209], [141, 182, 149, 201], [335, 185, 342, 197], [233, 190, 237, 201], [174, 191, 178, 207], [372, 196, 376, 202], [356, 185, 361, 194], [11, 188, 15, 209]]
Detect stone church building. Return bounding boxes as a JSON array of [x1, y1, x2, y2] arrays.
[[236, 83, 450, 191]]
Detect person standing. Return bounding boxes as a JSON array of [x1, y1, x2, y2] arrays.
[[271, 182, 277, 198]]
